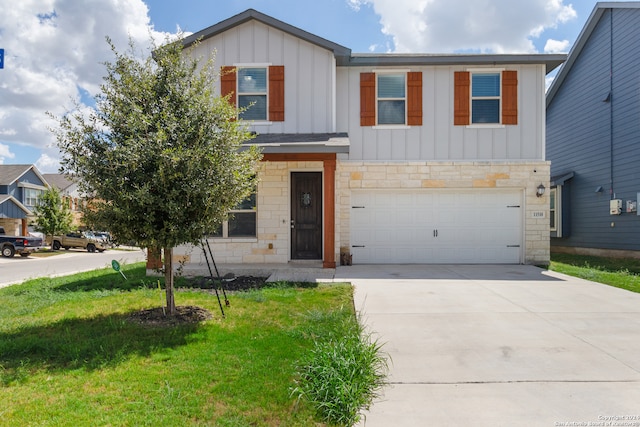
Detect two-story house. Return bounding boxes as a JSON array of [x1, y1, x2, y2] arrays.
[[0, 164, 48, 235], [547, 2, 640, 259], [172, 9, 565, 269], [42, 173, 84, 226]]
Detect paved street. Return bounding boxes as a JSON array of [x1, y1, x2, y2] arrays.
[[0, 248, 147, 288]]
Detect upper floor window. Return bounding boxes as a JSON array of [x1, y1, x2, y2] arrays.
[[360, 71, 422, 127], [24, 188, 43, 208], [238, 67, 267, 121], [377, 73, 406, 125], [471, 73, 501, 124], [454, 70, 518, 126], [221, 65, 285, 122]]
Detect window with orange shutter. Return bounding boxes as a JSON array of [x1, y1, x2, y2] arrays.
[[360, 71, 422, 126], [220, 65, 285, 122], [454, 70, 518, 126]]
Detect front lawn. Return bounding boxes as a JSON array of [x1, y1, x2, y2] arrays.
[[0, 263, 363, 426], [549, 253, 640, 293]]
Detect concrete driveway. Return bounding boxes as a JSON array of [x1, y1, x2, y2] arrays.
[[333, 264, 640, 427]]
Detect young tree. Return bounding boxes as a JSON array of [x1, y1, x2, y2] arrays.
[[33, 187, 73, 248], [50, 37, 261, 315]]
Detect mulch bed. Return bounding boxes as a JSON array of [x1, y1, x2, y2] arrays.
[[127, 276, 268, 327], [127, 305, 214, 327]]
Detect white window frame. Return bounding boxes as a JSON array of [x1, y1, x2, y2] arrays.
[[211, 190, 257, 239], [24, 188, 43, 208], [469, 68, 503, 127], [236, 64, 270, 123], [550, 186, 562, 237], [374, 69, 409, 128]]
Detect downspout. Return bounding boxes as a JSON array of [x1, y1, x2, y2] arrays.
[[608, 8, 614, 200]]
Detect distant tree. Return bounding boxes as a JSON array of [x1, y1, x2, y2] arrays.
[[49, 37, 261, 315], [33, 187, 73, 248]]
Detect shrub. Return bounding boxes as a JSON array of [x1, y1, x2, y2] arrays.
[[292, 315, 389, 426]]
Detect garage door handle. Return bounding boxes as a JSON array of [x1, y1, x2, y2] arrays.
[[352, 245, 365, 248], [507, 245, 520, 248], [352, 206, 365, 209]]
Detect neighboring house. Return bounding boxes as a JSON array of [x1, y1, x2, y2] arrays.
[[42, 173, 84, 225], [0, 164, 48, 235], [171, 9, 565, 269], [546, 2, 640, 258]]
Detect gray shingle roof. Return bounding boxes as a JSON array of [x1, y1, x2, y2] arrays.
[[0, 164, 38, 186], [42, 174, 75, 191]]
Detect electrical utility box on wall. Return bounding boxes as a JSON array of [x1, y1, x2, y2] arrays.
[[610, 199, 622, 215], [626, 200, 637, 213]]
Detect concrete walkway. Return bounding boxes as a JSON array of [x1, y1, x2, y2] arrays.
[[331, 265, 640, 427]]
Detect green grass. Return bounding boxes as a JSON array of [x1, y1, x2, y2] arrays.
[[549, 253, 640, 293], [292, 313, 388, 426], [0, 262, 372, 426]]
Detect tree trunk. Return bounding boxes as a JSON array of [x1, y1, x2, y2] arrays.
[[164, 247, 176, 315]]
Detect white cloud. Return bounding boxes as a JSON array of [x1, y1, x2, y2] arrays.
[[544, 38, 571, 53], [35, 152, 61, 173], [0, 143, 16, 164], [350, 0, 576, 53], [0, 0, 174, 163]]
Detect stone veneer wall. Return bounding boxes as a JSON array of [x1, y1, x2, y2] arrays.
[[175, 160, 325, 265], [335, 160, 550, 265], [176, 159, 550, 266]]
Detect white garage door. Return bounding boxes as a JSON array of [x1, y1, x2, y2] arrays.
[[350, 190, 522, 264]]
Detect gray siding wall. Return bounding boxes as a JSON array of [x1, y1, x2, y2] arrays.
[[338, 64, 546, 161], [191, 20, 336, 134], [547, 8, 640, 252]]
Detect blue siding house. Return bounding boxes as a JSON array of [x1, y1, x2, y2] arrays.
[[0, 164, 48, 235], [546, 2, 640, 258]]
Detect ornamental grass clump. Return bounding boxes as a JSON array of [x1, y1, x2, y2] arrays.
[[292, 314, 389, 426]]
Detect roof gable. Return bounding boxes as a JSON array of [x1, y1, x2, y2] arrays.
[[0, 194, 32, 217], [0, 164, 47, 187], [546, 2, 640, 107], [182, 9, 352, 62]]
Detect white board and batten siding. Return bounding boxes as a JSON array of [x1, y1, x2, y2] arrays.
[[350, 189, 523, 264], [337, 64, 547, 162], [191, 20, 337, 135]]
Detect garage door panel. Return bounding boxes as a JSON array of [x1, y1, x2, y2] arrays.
[[351, 189, 522, 264]]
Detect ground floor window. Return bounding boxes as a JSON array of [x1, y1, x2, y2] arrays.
[[550, 186, 563, 237], [211, 192, 257, 238]]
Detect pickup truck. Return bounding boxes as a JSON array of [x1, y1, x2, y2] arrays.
[[0, 226, 44, 258], [50, 231, 108, 253]]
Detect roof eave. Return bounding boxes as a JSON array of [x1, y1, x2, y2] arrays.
[[346, 54, 566, 73], [546, 2, 640, 108]]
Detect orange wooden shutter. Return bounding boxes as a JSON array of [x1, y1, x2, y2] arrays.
[[268, 65, 285, 122], [360, 72, 376, 126], [407, 71, 423, 126], [454, 71, 470, 126], [220, 66, 237, 107], [502, 70, 518, 125]]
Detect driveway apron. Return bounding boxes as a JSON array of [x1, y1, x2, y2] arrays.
[[333, 264, 640, 427]]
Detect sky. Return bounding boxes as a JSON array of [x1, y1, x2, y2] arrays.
[[0, 0, 597, 173]]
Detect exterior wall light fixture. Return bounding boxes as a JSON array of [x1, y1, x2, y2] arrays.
[[536, 184, 546, 197]]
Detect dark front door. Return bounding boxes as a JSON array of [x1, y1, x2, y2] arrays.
[[291, 172, 322, 259]]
